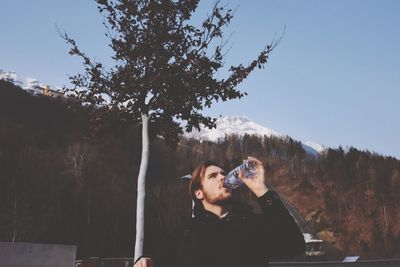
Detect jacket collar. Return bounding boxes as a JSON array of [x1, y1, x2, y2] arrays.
[[193, 201, 253, 221]]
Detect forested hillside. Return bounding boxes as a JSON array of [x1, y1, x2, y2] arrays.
[[1, 80, 399, 260]]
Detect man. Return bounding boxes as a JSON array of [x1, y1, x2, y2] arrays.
[[135, 156, 305, 267]]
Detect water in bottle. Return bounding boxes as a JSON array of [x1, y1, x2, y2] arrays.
[[223, 160, 259, 189]]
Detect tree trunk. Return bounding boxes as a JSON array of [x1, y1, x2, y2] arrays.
[[383, 203, 389, 231], [134, 112, 149, 261]]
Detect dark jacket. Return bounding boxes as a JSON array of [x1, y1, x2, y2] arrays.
[[160, 190, 305, 267]]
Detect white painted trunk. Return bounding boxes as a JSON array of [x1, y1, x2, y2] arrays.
[[134, 112, 149, 261]]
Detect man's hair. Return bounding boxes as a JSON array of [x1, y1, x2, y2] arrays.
[[189, 160, 223, 201]]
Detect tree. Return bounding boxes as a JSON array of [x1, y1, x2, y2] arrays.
[[61, 0, 276, 260]]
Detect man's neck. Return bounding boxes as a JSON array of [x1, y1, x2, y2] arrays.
[[202, 202, 232, 218]]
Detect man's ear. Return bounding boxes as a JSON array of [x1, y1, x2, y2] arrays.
[[194, 189, 204, 201]]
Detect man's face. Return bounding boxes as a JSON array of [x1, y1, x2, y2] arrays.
[[197, 165, 232, 205]]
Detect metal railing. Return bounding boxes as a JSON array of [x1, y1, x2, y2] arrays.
[[75, 258, 134, 267], [76, 258, 400, 267]]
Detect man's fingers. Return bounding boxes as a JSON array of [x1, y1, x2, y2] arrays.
[[247, 156, 262, 165], [134, 257, 153, 267]]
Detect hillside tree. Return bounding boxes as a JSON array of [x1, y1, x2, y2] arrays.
[[61, 0, 276, 260]]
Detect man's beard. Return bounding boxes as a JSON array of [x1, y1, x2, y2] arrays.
[[203, 190, 232, 205]]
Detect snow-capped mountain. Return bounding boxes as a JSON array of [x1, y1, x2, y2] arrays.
[[185, 116, 326, 156], [0, 69, 58, 95], [186, 116, 284, 142], [0, 69, 22, 86], [304, 141, 325, 154], [23, 78, 41, 89]]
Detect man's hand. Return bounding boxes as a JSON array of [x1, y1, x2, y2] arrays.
[[134, 257, 153, 267], [240, 156, 269, 197]]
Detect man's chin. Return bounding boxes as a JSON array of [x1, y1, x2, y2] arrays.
[[220, 187, 231, 195], [220, 190, 232, 200], [205, 191, 232, 205]]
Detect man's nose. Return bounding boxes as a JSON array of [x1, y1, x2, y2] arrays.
[[218, 172, 226, 181]]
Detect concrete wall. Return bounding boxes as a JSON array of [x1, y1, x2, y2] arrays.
[[0, 242, 76, 267]]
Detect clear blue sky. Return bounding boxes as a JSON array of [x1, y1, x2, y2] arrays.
[[1, 0, 399, 158]]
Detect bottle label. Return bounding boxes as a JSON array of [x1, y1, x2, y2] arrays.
[[223, 160, 258, 189]]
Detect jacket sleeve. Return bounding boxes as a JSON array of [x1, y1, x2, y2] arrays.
[[257, 189, 306, 260]]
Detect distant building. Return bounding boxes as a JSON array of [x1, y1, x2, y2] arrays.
[[39, 85, 64, 98]]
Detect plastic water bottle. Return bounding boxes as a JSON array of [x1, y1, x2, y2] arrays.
[[223, 160, 259, 189]]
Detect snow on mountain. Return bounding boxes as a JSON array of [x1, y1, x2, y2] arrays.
[[186, 116, 283, 142], [0, 69, 58, 95], [0, 69, 22, 86], [1, 69, 37, 89], [301, 142, 323, 157], [304, 141, 325, 153], [185, 116, 325, 156], [24, 78, 41, 89], [22, 77, 46, 95]]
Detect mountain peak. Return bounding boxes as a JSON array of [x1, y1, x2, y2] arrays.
[[185, 116, 325, 156], [185, 115, 283, 142], [0, 68, 59, 95], [0, 69, 22, 86]]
